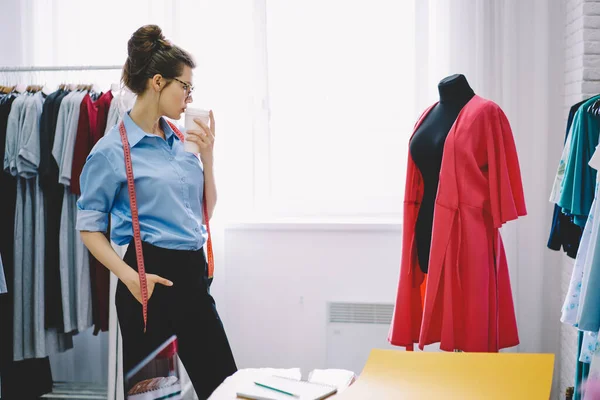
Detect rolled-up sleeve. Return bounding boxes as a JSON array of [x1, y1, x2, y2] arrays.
[[76, 151, 120, 232]]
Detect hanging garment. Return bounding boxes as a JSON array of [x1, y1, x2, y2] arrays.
[[573, 176, 599, 332], [553, 99, 600, 400], [558, 96, 600, 227], [8, 92, 73, 361], [104, 91, 120, 133], [558, 150, 600, 364], [577, 330, 592, 400], [70, 91, 113, 195], [547, 99, 589, 257], [70, 91, 113, 334], [586, 331, 600, 382], [3, 95, 26, 175], [388, 95, 526, 352], [6, 95, 28, 360], [52, 91, 78, 333], [54, 91, 93, 333], [560, 172, 599, 326], [104, 88, 136, 135], [0, 92, 54, 400], [580, 331, 598, 365], [550, 118, 576, 205], [578, 183, 600, 335], [39, 88, 69, 330]]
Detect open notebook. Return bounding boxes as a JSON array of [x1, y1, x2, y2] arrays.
[[237, 375, 337, 400]]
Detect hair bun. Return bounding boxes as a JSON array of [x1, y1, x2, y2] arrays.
[[127, 24, 171, 59], [122, 25, 195, 95]]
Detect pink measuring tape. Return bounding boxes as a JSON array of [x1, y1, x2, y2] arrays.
[[119, 120, 214, 332]]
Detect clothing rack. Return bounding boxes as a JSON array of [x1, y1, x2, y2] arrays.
[[0, 65, 122, 72]]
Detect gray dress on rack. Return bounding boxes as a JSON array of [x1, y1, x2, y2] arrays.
[[6, 91, 73, 361], [53, 91, 92, 334]]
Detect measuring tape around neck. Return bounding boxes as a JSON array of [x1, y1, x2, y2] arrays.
[[118, 120, 214, 332]]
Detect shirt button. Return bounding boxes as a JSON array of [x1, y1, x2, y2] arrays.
[[169, 156, 174, 161], [181, 177, 185, 183], [185, 202, 190, 208], [194, 227, 200, 232]]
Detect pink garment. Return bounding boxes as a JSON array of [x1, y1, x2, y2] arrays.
[[388, 95, 527, 352], [583, 378, 600, 399]]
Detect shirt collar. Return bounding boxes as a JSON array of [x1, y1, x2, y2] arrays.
[[123, 111, 178, 147]]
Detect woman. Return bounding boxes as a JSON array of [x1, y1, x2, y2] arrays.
[[76, 25, 237, 398]]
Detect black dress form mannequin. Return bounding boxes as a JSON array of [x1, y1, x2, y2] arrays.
[[409, 74, 475, 274]]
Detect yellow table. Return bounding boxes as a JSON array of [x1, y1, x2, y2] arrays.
[[335, 349, 554, 399]]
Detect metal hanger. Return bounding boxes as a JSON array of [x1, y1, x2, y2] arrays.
[[587, 96, 600, 116]]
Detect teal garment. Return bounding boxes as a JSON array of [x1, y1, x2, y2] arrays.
[[559, 95, 600, 227], [575, 330, 590, 400], [578, 179, 600, 332]]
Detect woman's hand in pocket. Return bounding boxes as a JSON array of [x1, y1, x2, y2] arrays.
[[124, 271, 173, 305]]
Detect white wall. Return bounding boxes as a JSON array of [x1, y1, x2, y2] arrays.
[[222, 222, 403, 374]]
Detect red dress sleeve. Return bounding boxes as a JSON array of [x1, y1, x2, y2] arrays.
[[71, 95, 91, 195], [485, 106, 527, 228]]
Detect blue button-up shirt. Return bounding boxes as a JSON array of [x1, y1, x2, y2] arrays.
[[76, 111, 207, 250]]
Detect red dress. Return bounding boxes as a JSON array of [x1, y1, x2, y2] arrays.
[[388, 95, 527, 352]]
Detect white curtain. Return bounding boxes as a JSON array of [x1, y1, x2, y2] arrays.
[[255, 0, 416, 219]]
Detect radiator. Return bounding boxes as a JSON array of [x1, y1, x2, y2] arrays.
[[325, 302, 398, 375], [326, 301, 441, 375]]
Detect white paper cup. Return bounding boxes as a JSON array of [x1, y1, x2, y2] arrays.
[[184, 108, 210, 153]]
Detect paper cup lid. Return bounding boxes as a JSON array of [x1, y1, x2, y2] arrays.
[[185, 108, 210, 117]]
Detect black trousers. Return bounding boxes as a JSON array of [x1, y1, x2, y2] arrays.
[[116, 242, 237, 399]]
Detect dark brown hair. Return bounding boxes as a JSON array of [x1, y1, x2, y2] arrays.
[[122, 25, 196, 95]]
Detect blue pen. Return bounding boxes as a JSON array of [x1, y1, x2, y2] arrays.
[[254, 381, 300, 398]]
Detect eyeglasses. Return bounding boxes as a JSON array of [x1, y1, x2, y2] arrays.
[[173, 77, 194, 99]]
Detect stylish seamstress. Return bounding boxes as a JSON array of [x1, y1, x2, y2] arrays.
[[76, 25, 237, 399]]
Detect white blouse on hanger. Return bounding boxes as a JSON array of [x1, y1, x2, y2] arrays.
[[560, 170, 599, 325]]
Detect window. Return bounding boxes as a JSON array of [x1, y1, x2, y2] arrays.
[[6, 0, 417, 223], [255, 0, 416, 220]]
